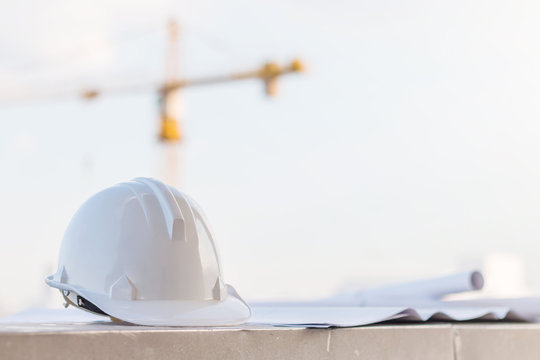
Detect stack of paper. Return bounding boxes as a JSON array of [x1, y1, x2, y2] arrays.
[[249, 271, 540, 327], [249, 305, 525, 328]]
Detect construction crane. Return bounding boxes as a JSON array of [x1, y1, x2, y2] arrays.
[[157, 58, 304, 142], [80, 19, 304, 143], [0, 20, 304, 186]]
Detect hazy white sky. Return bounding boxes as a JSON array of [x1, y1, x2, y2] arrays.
[[2, 0, 540, 314]]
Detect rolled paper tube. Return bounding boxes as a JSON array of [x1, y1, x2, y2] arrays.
[[320, 271, 484, 306], [251, 271, 485, 307]]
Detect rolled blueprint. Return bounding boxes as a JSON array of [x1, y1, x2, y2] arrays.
[[252, 271, 485, 307], [320, 271, 484, 306]]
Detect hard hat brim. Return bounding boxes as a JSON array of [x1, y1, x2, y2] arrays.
[[45, 276, 251, 326]]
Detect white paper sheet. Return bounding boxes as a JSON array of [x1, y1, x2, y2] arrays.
[[0, 308, 107, 324], [251, 305, 528, 327], [248, 306, 410, 327], [438, 297, 540, 320]]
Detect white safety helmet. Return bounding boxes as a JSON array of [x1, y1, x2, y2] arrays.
[[46, 177, 250, 326]]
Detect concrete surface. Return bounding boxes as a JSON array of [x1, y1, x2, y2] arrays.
[[1, 322, 539, 359]]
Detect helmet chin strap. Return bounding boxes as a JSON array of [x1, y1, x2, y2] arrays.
[[61, 290, 108, 317]]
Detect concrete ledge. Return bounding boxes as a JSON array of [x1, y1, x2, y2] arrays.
[[5, 322, 540, 360], [0, 323, 454, 360], [455, 324, 540, 360]]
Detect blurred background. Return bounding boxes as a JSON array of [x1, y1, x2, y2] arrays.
[[1, 0, 540, 315]]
